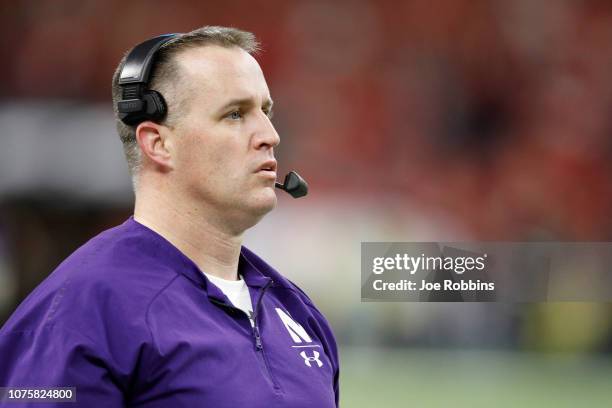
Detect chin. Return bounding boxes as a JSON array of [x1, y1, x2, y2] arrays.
[[249, 187, 277, 216], [228, 186, 277, 230], [232, 190, 276, 231]]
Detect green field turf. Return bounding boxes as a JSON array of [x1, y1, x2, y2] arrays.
[[339, 347, 612, 407]]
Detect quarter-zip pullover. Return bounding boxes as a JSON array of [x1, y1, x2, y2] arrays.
[[0, 217, 339, 407]]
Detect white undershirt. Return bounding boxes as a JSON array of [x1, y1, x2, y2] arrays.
[[204, 273, 254, 326]]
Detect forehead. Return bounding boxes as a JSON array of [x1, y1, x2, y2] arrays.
[[175, 45, 270, 106]]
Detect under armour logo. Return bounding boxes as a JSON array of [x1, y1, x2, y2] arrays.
[[300, 350, 323, 368]]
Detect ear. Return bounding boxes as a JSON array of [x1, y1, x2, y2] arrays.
[[135, 121, 174, 171]]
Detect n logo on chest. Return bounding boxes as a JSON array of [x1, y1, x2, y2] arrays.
[[275, 308, 312, 343], [275, 308, 324, 368]]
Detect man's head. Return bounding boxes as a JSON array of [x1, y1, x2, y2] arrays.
[[112, 26, 280, 232]]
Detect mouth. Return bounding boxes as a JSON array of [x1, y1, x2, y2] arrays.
[[255, 159, 277, 180]]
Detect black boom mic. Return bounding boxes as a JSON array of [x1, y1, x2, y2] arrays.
[[275, 171, 308, 198]]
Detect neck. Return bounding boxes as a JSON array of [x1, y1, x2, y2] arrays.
[[134, 182, 243, 281]]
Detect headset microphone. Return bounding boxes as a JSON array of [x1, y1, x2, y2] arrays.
[[275, 171, 308, 198]]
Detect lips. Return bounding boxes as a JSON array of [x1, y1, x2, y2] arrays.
[[256, 160, 277, 173]]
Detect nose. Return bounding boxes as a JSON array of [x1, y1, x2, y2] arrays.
[[252, 111, 280, 150]]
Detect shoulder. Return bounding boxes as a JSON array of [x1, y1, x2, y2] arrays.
[[2, 218, 180, 338]]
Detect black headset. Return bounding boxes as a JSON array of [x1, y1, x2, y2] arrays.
[[116, 33, 308, 198], [117, 33, 179, 126]]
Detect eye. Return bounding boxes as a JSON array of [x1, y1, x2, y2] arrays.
[[227, 110, 243, 120]]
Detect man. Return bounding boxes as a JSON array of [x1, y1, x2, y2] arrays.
[[0, 26, 339, 407]]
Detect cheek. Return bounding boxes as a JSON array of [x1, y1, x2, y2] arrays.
[[175, 135, 209, 175], [174, 130, 244, 184]]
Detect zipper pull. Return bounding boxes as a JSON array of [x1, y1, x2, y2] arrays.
[[253, 325, 263, 350]]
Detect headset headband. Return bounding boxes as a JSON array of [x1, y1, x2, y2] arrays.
[[117, 33, 181, 126], [119, 34, 178, 85]]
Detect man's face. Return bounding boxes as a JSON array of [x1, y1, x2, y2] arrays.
[[168, 45, 280, 229]]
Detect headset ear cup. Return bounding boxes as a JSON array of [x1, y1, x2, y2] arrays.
[[143, 91, 168, 122]]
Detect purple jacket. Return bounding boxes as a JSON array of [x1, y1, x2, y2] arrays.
[[0, 217, 339, 407]]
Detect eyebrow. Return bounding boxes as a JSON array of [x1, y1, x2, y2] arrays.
[[217, 97, 274, 114]]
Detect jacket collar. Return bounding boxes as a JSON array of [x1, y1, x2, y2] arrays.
[[125, 216, 275, 303]]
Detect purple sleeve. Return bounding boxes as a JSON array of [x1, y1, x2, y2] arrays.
[[0, 323, 126, 407]]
